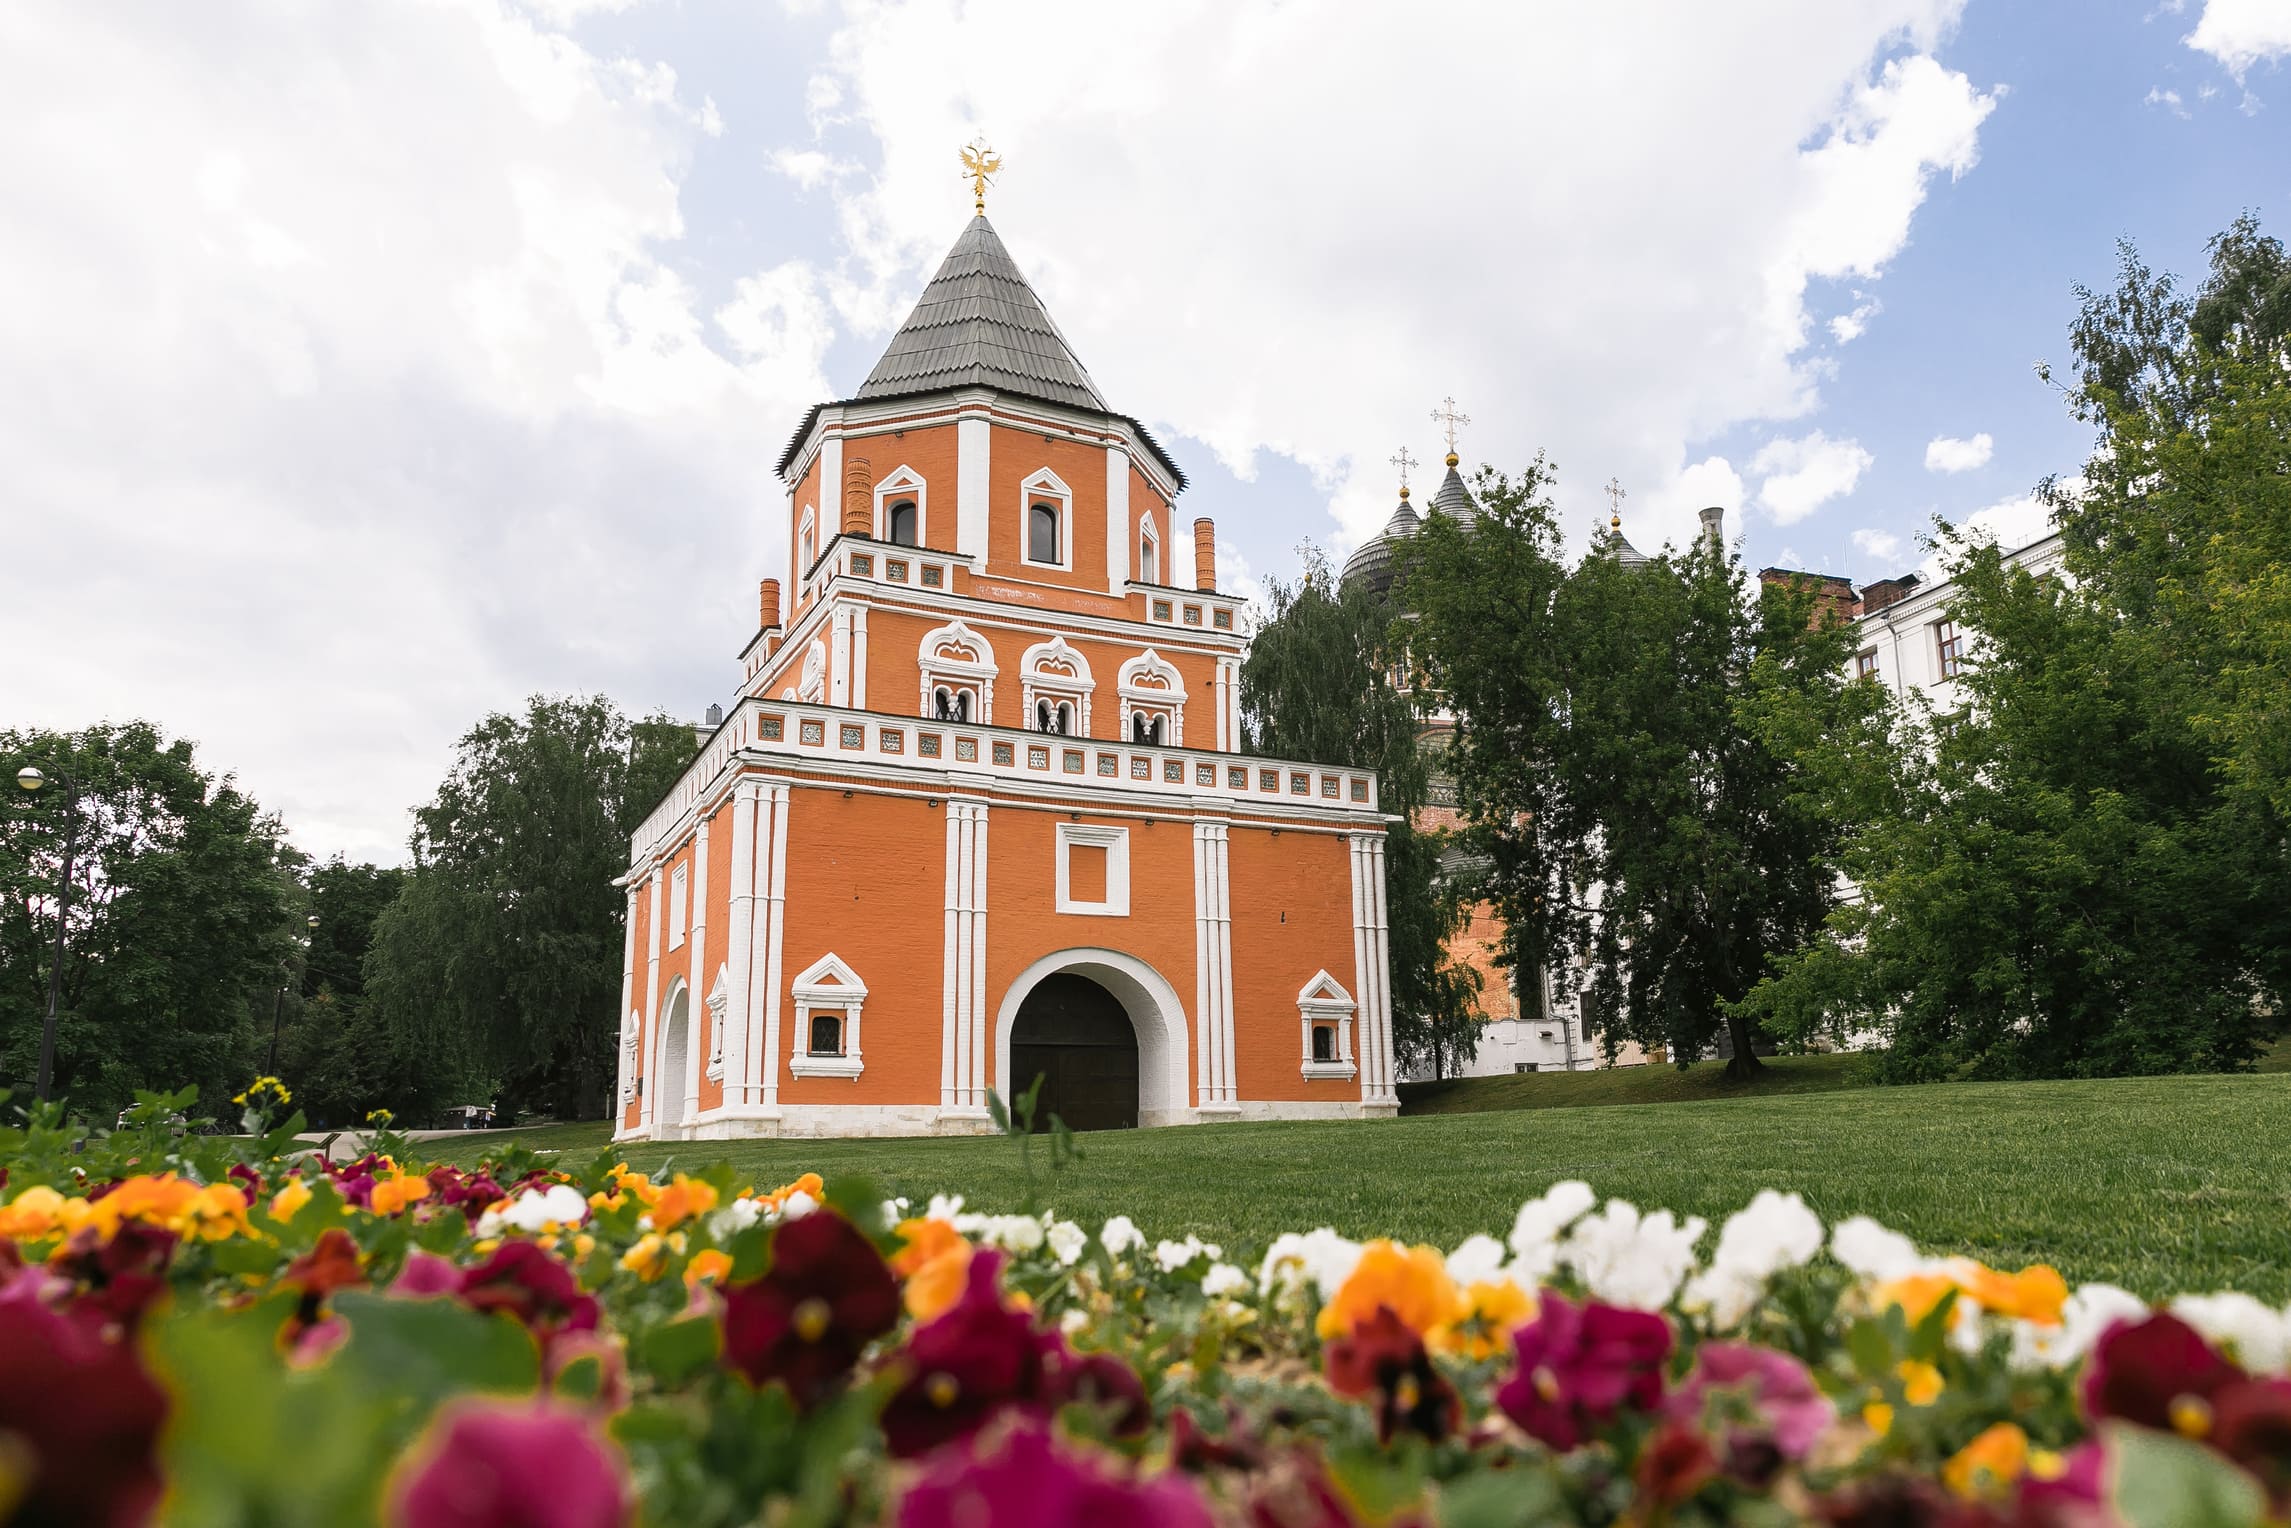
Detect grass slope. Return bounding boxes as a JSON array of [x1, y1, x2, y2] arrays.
[[1397, 1054, 1869, 1115], [438, 1072, 2291, 1302]]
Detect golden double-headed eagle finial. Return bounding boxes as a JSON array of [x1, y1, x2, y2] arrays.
[[961, 137, 1002, 214]]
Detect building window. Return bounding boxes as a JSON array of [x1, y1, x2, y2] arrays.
[[918, 620, 997, 726], [789, 954, 866, 1078], [873, 465, 926, 548], [1028, 502, 1061, 564], [1035, 698, 1075, 735], [1130, 712, 1166, 745], [933, 687, 973, 722], [1935, 619, 1965, 679], [797, 509, 816, 577], [887, 500, 918, 546], [1855, 647, 1879, 679], [1297, 970, 1358, 1079], [667, 862, 688, 950], [1019, 636, 1094, 739], [1139, 522, 1159, 584], [1055, 823, 1130, 916]]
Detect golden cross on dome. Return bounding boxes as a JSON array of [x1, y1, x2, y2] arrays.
[[1390, 445, 1418, 492], [1431, 396, 1471, 461], [1604, 476, 1627, 528], [961, 137, 1002, 214]]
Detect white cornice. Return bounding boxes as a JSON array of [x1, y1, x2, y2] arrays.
[[782, 390, 1184, 504]]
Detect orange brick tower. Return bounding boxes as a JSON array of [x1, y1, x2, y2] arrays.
[[612, 172, 1398, 1140]]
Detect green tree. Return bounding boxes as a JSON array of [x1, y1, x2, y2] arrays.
[[270, 857, 407, 1127], [1742, 217, 2291, 1078], [1240, 549, 1479, 1076], [363, 696, 695, 1121], [1, 722, 299, 1116]]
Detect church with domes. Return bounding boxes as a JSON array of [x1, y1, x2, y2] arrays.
[[612, 180, 1400, 1140]]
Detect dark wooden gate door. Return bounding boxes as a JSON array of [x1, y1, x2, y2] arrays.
[[1009, 972, 1138, 1131]]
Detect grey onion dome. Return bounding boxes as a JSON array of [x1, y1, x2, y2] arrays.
[[1427, 452, 1478, 524], [1608, 521, 1652, 567], [1340, 491, 1424, 593]]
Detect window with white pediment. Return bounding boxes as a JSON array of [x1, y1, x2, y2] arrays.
[[1117, 649, 1187, 748], [1019, 468, 1073, 570], [1021, 636, 1094, 737], [789, 953, 867, 1078], [918, 620, 996, 726], [796, 638, 827, 704], [1297, 970, 1358, 1079], [704, 966, 729, 1082], [874, 465, 926, 548], [1138, 518, 1160, 585]]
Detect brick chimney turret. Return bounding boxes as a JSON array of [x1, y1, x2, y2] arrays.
[[1193, 517, 1217, 592], [758, 578, 781, 630]]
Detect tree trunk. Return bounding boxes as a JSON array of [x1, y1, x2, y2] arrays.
[[1721, 1007, 1765, 1081]]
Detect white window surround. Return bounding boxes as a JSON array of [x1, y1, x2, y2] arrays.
[[621, 1009, 642, 1105], [1116, 649, 1188, 748], [917, 619, 998, 725], [797, 638, 827, 704], [1297, 969, 1359, 1079], [1021, 636, 1095, 737], [1055, 822, 1130, 917], [797, 506, 817, 586], [1019, 467, 1074, 571], [874, 464, 927, 547], [668, 863, 689, 950], [704, 966, 729, 1082], [1139, 517, 1160, 585], [789, 953, 867, 1078]]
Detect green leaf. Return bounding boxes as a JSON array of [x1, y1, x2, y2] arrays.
[[2106, 1423, 2267, 1528], [637, 1315, 724, 1387], [330, 1291, 541, 1401], [1846, 1316, 1894, 1380], [1435, 1468, 1563, 1528]]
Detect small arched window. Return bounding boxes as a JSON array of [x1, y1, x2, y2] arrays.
[[934, 686, 972, 722], [1130, 712, 1165, 745], [809, 1012, 843, 1057], [1036, 699, 1073, 735], [1311, 1023, 1337, 1063], [888, 500, 918, 546], [1140, 528, 1158, 584], [1028, 502, 1061, 564]]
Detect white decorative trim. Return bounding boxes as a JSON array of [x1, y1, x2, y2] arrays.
[[1118, 649, 1188, 747], [956, 416, 991, 561], [621, 1006, 641, 1106], [1019, 466, 1073, 570], [942, 798, 991, 1111], [658, 977, 691, 1132], [1349, 832, 1399, 1106], [1105, 446, 1131, 590], [797, 506, 818, 586], [919, 619, 998, 725], [873, 464, 927, 547], [790, 952, 867, 1079], [993, 947, 1189, 1122], [668, 861, 689, 950], [704, 966, 730, 1081], [1297, 969, 1359, 1079], [797, 638, 827, 704], [1055, 822, 1130, 916], [1191, 819, 1237, 1107], [1138, 515, 1161, 587], [1021, 635, 1094, 736]]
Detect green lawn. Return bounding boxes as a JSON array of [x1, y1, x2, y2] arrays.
[[432, 1071, 2291, 1302], [1398, 1053, 1871, 1115]]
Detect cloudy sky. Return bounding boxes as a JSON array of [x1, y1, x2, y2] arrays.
[[3, 0, 2286, 863]]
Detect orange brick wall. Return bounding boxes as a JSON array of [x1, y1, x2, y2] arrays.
[[696, 802, 732, 1114], [1228, 825, 1364, 1101]]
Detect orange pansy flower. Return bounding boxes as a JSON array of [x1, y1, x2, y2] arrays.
[[1951, 1262, 2068, 1327], [371, 1173, 433, 1218], [1943, 1422, 2030, 1501], [1315, 1240, 1465, 1343]]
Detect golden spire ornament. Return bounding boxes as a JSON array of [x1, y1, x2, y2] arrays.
[[961, 137, 1002, 214], [1431, 396, 1471, 467], [1604, 476, 1627, 530]]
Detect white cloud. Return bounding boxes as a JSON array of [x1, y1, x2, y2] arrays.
[[1924, 431, 1994, 472], [0, 1, 832, 861], [1852, 526, 1906, 566], [2187, 0, 2291, 77], [792, 0, 1990, 561], [2145, 85, 2193, 116], [1921, 490, 2056, 578], [1750, 431, 1875, 524], [1830, 297, 1883, 342]]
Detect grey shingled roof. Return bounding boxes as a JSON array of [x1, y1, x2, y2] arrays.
[[1341, 493, 1424, 592], [1428, 460, 1478, 523], [858, 215, 1109, 411]]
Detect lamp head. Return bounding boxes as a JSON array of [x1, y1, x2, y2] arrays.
[[15, 766, 44, 793], [306, 914, 321, 929]]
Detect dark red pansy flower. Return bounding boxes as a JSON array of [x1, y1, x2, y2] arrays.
[[1494, 1291, 1673, 1453], [1050, 1349, 1151, 1439], [898, 1421, 1213, 1528], [227, 1163, 263, 1193], [426, 1166, 508, 1224], [1636, 1419, 1720, 1508], [387, 1401, 629, 1528], [720, 1209, 899, 1408], [282, 1227, 368, 1341], [1169, 1404, 1267, 1474], [0, 1294, 169, 1528], [879, 1251, 1065, 1459], [456, 1240, 599, 1352], [1322, 1306, 1461, 1445], [50, 1220, 178, 1332], [2080, 1311, 2243, 1433], [2213, 1376, 2291, 1506]]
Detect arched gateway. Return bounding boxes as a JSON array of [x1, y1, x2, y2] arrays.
[[1009, 973, 1138, 1131]]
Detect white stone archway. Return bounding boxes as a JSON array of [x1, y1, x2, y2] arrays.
[[658, 980, 691, 1136], [993, 948, 1192, 1127]]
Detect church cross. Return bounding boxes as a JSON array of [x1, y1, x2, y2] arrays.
[[1430, 396, 1471, 457], [1390, 445, 1418, 490], [961, 137, 1002, 214], [1604, 476, 1627, 527]]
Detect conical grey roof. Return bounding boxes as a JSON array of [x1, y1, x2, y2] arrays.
[[1341, 492, 1424, 592], [1428, 455, 1477, 523], [1609, 524, 1651, 567], [857, 216, 1109, 412]]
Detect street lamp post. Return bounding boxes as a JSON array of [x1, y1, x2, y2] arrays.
[[266, 913, 321, 1076], [15, 765, 81, 1103]]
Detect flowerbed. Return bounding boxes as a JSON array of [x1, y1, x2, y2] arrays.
[[3, 1087, 2290, 1525]]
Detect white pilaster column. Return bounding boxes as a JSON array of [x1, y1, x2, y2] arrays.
[[642, 871, 663, 1133], [1224, 657, 1243, 754], [723, 783, 759, 1108], [614, 886, 637, 1128], [957, 417, 990, 561], [684, 820, 710, 1124], [819, 436, 843, 536], [850, 606, 869, 711], [830, 605, 852, 708], [1349, 831, 1398, 1106], [1104, 446, 1130, 590], [940, 798, 990, 1111], [1216, 828, 1237, 1105], [1192, 817, 1237, 1110], [757, 781, 791, 1109]]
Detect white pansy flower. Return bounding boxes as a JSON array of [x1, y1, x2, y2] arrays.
[[500, 1183, 589, 1234], [2173, 1293, 2290, 1374], [715, 1198, 765, 1235], [969, 1215, 1044, 1253], [1830, 1216, 1924, 1283], [925, 1194, 966, 1222], [2010, 1283, 2147, 1370], [1508, 1181, 1598, 1281], [1201, 1262, 1250, 1299], [1046, 1219, 1088, 1267], [1446, 1234, 1508, 1288], [1099, 1215, 1145, 1256], [1258, 1228, 1363, 1302], [778, 1190, 817, 1221], [1060, 1308, 1091, 1336], [1559, 1200, 1706, 1310], [1155, 1235, 1221, 1273], [1682, 1191, 1824, 1329]]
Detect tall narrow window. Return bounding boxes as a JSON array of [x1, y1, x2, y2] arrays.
[[1935, 619, 1965, 679], [888, 500, 918, 546], [1855, 648, 1879, 679], [1140, 528, 1158, 584], [668, 863, 688, 950], [1029, 502, 1061, 564], [933, 687, 972, 722], [798, 510, 816, 575]]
